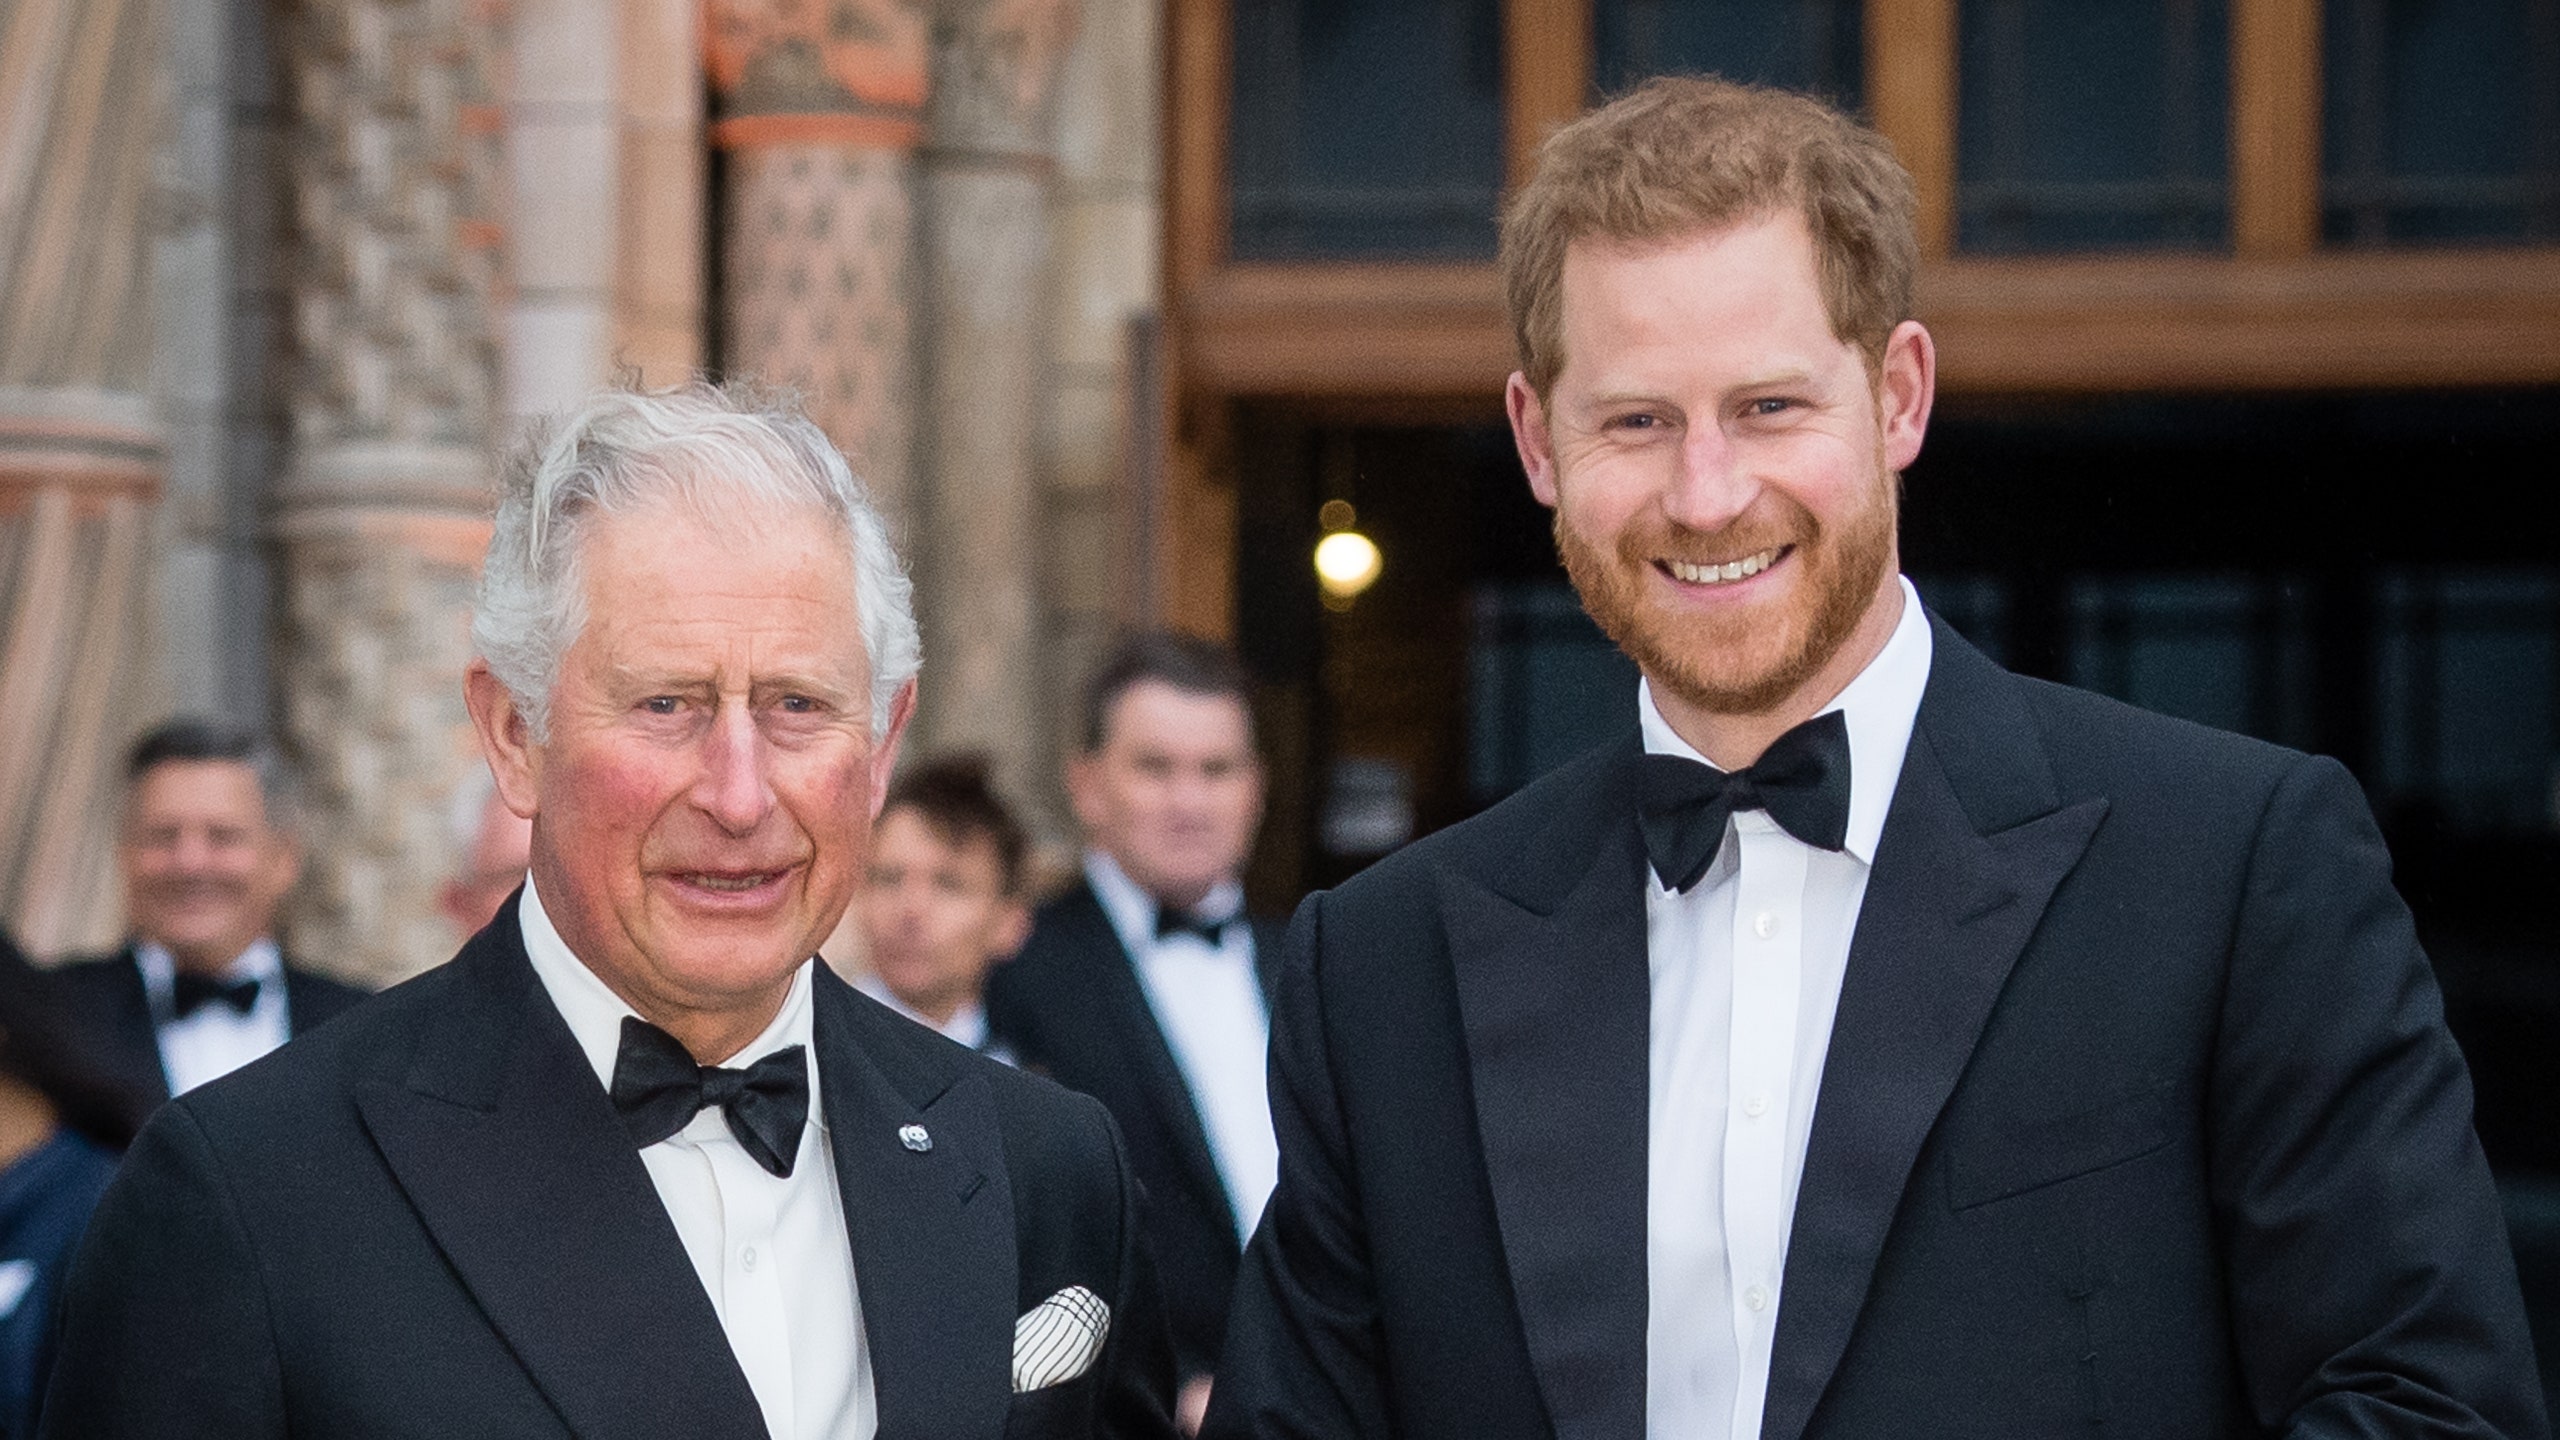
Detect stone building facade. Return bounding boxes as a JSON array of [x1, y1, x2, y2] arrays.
[[0, 0, 1163, 983]]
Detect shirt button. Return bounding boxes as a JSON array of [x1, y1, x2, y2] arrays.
[[1745, 1285, 1771, 1312], [1753, 910, 1778, 939], [1743, 1092, 1769, 1118], [741, 1247, 758, 1272]]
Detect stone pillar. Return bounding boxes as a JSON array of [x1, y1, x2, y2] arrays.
[[708, 0, 929, 547], [272, 0, 506, 984], [914, 0, 1077, 803], [0, 0, 171, 954]]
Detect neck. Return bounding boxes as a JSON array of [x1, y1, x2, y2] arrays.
[[165, 936, 259, 977], [1654, 574, 1904, 771], [636, 989, 793, 1066], [0, 1074, 59, 1171], [907, 990, 969, 1029]]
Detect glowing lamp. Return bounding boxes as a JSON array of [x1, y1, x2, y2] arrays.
[[1314, 530, 1383, 600]]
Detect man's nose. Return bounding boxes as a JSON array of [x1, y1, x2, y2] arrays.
[[694, 702, 778, 835], [1659, 423, 1759, 534]]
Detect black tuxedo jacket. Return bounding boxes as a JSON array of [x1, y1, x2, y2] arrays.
[[1205, 617, 2545, 1440], [43, 943, 367, 1107], [41, 897, 1178, 1439], [987, 882, 1283, 1380]]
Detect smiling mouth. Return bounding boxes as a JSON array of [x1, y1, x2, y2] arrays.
[[674, 870, 788, 893], [1662, 546, 1787, 586]]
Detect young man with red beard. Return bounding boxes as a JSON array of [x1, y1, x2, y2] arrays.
[[1204, 77, 2543, 1440]]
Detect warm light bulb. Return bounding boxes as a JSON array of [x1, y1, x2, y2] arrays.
[[1314, 529, 1383, 599]]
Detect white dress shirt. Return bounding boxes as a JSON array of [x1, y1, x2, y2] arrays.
[[137, 938, 290, 1096], [520, 876, 876, 1440], [852, 976, 1017, 1067], [1086, 851, 1280, 1242], [1643, 577, 1932, 1440]]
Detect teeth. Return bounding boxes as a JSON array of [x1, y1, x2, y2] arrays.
[[688, 873, 774, 893], [1668, 548, 1781, 586]]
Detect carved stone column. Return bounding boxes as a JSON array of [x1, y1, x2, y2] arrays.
[[912, 0, 1076, 806], [272, 0, 506, 983], [708, 0, 930, 546], [0, 0, 171, 953]]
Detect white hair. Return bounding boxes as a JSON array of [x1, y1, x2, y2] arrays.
[[473, 382, 920, 742]]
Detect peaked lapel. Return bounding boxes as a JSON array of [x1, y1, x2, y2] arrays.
[[815, 967, 1017, 1440], [1759, 622, 2107, 1440], [1444, 737, 1652, 1440], [1058, 886, 1231, 1222], [353, 905, 768, 1440]]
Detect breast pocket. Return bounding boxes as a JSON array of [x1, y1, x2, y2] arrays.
[[1946, 1082, 2174, 1212], [1003, 1372, 1098, 1439]]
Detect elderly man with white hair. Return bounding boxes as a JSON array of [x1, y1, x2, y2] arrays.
[[42, 385, 1179, 1440]]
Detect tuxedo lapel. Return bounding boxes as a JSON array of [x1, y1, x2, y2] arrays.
[[815, 968, 1016, 1440], [1444, 737, 1651, 1440], [1759, 624, 2107, 1440], [101, 947, 173, 1105], [354, 913, 768, 1440], [1061, 887, 1231, 1221]]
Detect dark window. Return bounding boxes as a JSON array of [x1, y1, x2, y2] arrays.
[[1957, 0, 2231, 252], [1230, 0, 1507, 258], [2323, 0, 2560, 245], [1592, 0, 1863, 106], [2373, 569, 2560, 830], [1468, 584, 1639, 803]]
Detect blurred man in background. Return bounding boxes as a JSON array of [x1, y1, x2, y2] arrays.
[[988, 633, 1278, 1432], [852, 755, 1031, 1062], [437, 766, 534, 939], [47, 720, 366, 1106]]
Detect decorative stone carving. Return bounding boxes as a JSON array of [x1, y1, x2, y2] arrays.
[[272, 0, 506, 984]]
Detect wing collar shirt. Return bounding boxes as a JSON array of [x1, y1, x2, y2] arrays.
[[136, 937, 289, 1096], [520, 874, 876, 1440], [1642, 576, 1932, 1440], [1085, 850, 1280, 1242]]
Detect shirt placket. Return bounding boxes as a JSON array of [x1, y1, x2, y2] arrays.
[[1722, 814, 1807, 1440], [697, 1112, 797, 1438]]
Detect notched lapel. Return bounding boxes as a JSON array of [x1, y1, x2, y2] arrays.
[[1759, 717, 2107, 1440], [818, 974, 1016, 1440], [354, 930, 767, 1440], [1442, 806, 1651, 1440]]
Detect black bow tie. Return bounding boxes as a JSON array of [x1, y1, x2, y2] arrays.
[[1639, 710, 1853, 894], [171, 972, 262, 1019], [609, 1017, 810, 1178], [1154, 904, 1236, 946]]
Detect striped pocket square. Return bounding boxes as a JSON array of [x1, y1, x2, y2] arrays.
[[1012, 1285, 1112, 1393]]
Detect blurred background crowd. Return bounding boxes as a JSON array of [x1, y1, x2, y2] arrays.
[[1, 0, 2558, 1429]]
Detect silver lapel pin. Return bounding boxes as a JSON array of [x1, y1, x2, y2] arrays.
[[899, 1123, 932, 1153]]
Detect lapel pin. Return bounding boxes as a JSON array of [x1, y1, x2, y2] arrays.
[[899, 1124, 932, 1153]]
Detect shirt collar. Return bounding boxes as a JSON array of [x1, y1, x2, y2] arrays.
[[135, 935, 284, 1000], [517, 872, 824, 1130], [853, 975, 990, 1049], [1083, 850, 1244, 954], [1636, 574, 1933, 866]]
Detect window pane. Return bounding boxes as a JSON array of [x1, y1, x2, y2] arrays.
[[2323, 0, 2560, 245], [1957, 0, 2231, 253], [2374, 569, 2560, 831], [1592, 0, 1862, 105], [1469, 582, 1638, 803], [1231, 0, 1506, 259]]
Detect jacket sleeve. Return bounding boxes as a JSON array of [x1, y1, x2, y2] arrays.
[[40, 1099, 288, 1438], [2211, 754, 2548, 1439], [1200, 892, 1396, 1440]]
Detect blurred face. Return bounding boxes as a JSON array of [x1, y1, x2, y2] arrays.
[[856, 807, 1030, 1026], [1506, 212, 1933, 728], [468, 494, 913, 1060], [120, 761, 302, 974], [1068, 682, 1263, 912], [437, 787, 534, 938]]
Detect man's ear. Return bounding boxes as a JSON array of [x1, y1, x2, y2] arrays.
[[990, 900, 1034, 962], [1506, 371, 1563, 508], [867, 679, 919, 819], [1876, 320, 1937, 474], [464, 662, 541, 820]]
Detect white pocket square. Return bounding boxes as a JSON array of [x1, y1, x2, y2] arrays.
[[1012, 1285, 1111, 1393]]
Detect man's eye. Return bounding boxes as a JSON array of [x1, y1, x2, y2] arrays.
[[1747, 397, 1794, 417], [778, 695, 818, 714], [642, 696, 681, 715], [1610, 413, 1661, 431]]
